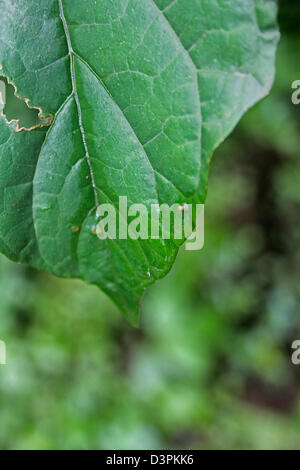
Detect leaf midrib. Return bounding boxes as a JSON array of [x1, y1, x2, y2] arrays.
[[58, 0, 99, 209]]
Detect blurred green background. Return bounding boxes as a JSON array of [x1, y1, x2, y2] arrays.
[[0, 1, 300, 450]]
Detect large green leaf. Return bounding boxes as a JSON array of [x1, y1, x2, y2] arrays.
[[0, 0, 279, 323]]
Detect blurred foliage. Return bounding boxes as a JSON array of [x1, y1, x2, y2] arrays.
[[0, 1, 300, 450]]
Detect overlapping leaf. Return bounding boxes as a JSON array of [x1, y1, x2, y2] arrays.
[[0, 0, 279, 323]]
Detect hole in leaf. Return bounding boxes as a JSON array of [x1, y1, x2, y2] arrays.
[[0, 77, 52, 131]]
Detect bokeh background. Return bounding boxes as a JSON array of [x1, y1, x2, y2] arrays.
[[0, 0, 299, 450]]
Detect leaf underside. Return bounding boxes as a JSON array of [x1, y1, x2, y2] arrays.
[[0, 0, 279, 324]]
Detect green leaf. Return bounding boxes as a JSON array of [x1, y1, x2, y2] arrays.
[[0, 0, 279, 324]]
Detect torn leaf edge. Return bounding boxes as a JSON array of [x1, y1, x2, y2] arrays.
[[0, 66, 53, 132]]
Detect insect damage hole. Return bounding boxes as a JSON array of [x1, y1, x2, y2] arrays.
[[0, 77, 52, 132]]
